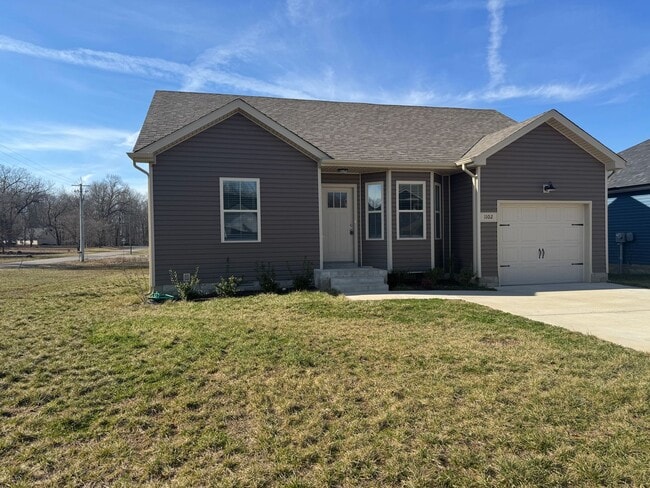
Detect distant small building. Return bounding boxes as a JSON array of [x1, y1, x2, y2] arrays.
[[608, 139, 650, 272], [16, 228, 58, 246]]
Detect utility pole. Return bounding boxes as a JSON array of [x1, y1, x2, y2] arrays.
[[73, 180, 85, 262]]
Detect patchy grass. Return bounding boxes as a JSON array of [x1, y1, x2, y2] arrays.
[[609, 273, 650, 289], [1, 265, 650, 486]]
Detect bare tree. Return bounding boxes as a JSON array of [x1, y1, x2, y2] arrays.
[[0, 165, 47, 252], [41, 192, 76, 245]]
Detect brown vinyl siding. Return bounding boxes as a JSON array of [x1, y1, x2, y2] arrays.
[[480, 123, 607, 280], [391, 171, 432, 271], [433, 173, 444, 268], [450, 172, 473, 272], [443, 175, 452, 272], [361, 173, 387, 269], [152, 113, 319, 286]]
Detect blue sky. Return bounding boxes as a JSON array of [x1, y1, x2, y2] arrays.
[[1, 0, 649, 194]]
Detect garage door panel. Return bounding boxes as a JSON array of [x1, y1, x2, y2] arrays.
[[501, 205, 520, 221], [498, 202, 586, 286]]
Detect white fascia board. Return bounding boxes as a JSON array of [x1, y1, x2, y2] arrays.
[[456, 110, 626, 171], [321, 159, 456, 170], [129, 98, 330, 162]]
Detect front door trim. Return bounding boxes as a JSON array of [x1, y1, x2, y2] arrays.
[[322, 184, 358, 264]]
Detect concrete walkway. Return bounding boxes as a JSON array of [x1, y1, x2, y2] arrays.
[[0, 247, 147, 268], [347, 283, 650, 353]]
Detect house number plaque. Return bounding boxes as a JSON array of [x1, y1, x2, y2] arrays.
[[480, 212, 498, 223]]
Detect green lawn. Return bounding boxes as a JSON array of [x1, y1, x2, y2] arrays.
[[1, 265, 650, 486]]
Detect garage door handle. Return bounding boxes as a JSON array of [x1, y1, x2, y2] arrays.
[[538, 248, 542, 259], [542, 248, 545, 259]]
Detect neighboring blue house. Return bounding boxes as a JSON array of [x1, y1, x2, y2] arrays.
[[608, 139, 650, 272]]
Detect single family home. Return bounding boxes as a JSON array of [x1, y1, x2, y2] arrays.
[[608, 139, 650, 272], [128, 91, 625, 293]]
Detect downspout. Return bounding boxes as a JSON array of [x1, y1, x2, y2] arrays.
[[461, 163, 480, 276], [132, 160, 155, 291], [132, 161, 149, 177]]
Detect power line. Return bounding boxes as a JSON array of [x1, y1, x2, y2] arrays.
[[0, 143, 77, 186]]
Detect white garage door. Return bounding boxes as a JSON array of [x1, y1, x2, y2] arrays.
[[498, 203, 586, 286]]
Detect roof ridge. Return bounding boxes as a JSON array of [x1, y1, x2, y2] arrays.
[[153, 89, 507, 114]]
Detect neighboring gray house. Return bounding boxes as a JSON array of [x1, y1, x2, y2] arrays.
[[128, 91, 625, 292], [608, 139, 650, 272]]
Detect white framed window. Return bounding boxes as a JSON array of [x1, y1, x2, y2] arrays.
[[434, 182, 442, 240], [397, 180, 426, 239], [220, 177, 261, 242], [365, 182, 384, 240]]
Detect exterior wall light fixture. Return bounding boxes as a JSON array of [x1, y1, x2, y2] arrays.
[[542, 182, 556, 193]]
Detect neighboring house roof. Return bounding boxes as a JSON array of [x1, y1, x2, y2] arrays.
[[609, 139, 650, 191], [132, 91, 516, 165], [130, 90, 625, 171]]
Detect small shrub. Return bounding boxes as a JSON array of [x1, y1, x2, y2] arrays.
[[256, 261, 279, 293], [290, 258, 314, 291], [215, 275, 242, 297], [423, 267, 443, 288], [169, 267, 201, 301], [387, 269, 411, 289], [457, 267, 477, 286]]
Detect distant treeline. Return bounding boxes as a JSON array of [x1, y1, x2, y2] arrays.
[[1, 164, 147, 252]]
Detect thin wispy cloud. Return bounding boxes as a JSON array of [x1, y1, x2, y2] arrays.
[[0, 34, 310, 99], [0, 122, 138, 152], [286, 0, 314, 23], [0, 0, 647, 110], [486, 0, 506, 87]]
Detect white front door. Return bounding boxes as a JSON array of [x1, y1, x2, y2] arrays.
[[322, 186, 355, 263], [498, 203, 586, 285]]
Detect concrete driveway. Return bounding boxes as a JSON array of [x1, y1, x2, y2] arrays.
[[347, 283, 650, 353], [0, 247, 147, 269]]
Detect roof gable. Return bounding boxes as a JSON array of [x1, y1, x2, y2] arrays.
[[458, 109, 626, 172], [129, 98, 330, 162]]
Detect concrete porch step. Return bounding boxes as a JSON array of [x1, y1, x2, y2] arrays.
[[315, 267, 388, 294]]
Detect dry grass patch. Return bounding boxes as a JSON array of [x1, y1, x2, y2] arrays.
[[1, 266, 649, 486]]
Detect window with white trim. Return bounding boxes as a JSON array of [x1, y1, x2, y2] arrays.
[[220, 178, 260, 242], [397, 181, 426, 239], [434, 182, 442, 240], [366, 182, 383, 240]]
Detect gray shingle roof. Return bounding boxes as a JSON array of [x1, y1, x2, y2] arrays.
[[460, 112, 546, 161], [133, 91, 516, 164], [609, 139, 650, 189]]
